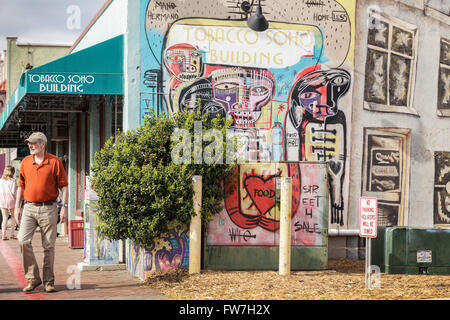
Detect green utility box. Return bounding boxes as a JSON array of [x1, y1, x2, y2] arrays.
[[371, 226, 450, 275]]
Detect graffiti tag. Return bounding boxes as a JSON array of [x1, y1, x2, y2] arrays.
[[228, 228, 257, 242]]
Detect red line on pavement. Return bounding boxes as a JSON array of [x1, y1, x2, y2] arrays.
[[0, 239, 47, 300]]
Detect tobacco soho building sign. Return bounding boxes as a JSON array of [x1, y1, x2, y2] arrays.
[[27, 73, 96, 94]]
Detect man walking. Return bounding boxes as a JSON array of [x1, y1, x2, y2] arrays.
[[15, 132, 68, 293]]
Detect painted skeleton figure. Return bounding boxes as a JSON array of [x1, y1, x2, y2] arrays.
[[286, 67, 351, 226]]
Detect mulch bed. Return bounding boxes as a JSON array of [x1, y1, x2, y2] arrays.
[[142, 259, 450, 300]]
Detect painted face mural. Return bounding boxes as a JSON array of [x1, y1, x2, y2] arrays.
[[212, 68, 275, 128], [177, 77, 227, 121], [164, 43, 204, 82], [291, 69, 350, 120]]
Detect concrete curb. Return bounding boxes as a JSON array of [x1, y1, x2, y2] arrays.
[[77, 262, 127, 272]]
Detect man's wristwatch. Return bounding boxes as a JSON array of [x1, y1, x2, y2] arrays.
[[62, 203, 68, 208]]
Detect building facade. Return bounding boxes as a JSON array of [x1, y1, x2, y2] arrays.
[[1, 0, 449, 279], [0, 39, 71, 229], [4, 37, 71, 100]]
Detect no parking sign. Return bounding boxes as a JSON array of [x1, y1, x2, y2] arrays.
[[359, 197, 377, 238], [360, 197, 380, 290]]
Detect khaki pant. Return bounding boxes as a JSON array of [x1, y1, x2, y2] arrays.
[[18, 203, 58, 284]]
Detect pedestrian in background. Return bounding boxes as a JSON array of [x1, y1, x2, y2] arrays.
[[0, 165, 18, 240], [15, 132, 68, 293]]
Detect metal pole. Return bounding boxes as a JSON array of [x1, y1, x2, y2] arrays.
[[189, 175, 202, 274], [114, 95, 118, 136], [365, 238, 368, 288], [365, 237, 372, 289], [279, 177, 292, 276]]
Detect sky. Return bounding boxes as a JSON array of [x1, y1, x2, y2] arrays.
[[0, 0, 107, 58]]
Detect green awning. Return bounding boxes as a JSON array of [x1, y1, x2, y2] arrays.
[[1, 35, 123, 130]]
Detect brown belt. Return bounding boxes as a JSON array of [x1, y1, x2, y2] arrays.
[[24, 200, 57, 206]]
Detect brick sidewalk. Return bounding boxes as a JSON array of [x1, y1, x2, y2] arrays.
[[0, 230, 166, 300]]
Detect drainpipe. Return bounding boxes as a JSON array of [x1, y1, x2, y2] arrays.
[[328, 229, 360, 237]]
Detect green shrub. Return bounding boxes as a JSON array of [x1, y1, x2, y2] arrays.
[[90, 110, 237, 247]]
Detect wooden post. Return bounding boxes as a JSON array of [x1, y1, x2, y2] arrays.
[[279, 177, 292, 275], [189, 175, 202, 274]]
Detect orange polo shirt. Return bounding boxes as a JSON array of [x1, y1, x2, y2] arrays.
[[19, 152, 68, 202]]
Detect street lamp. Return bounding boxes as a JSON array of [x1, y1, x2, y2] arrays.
[[246, 0, 269, 32]]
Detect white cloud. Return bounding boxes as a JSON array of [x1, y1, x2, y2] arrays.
[[0, 0, 106, 52]]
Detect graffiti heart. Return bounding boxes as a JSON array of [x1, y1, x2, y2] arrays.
[[208, 162, 328, 247], [225, 164, 300, 232], [243, 174, 278, 216]]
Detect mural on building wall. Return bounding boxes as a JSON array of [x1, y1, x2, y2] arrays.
[[284, 67, 350, 225], [207, 162, 328, 246], [222, 162, 300, 243], [361, 128, 410, 227], [434, 152, 450, 225], [84, 177, 120, 265], [145, 222, 189, 271], [127, 240, 146, 279], [140, 0, 356, 232], [84, 200, 120, 265], [127, 221, 189, 278]]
